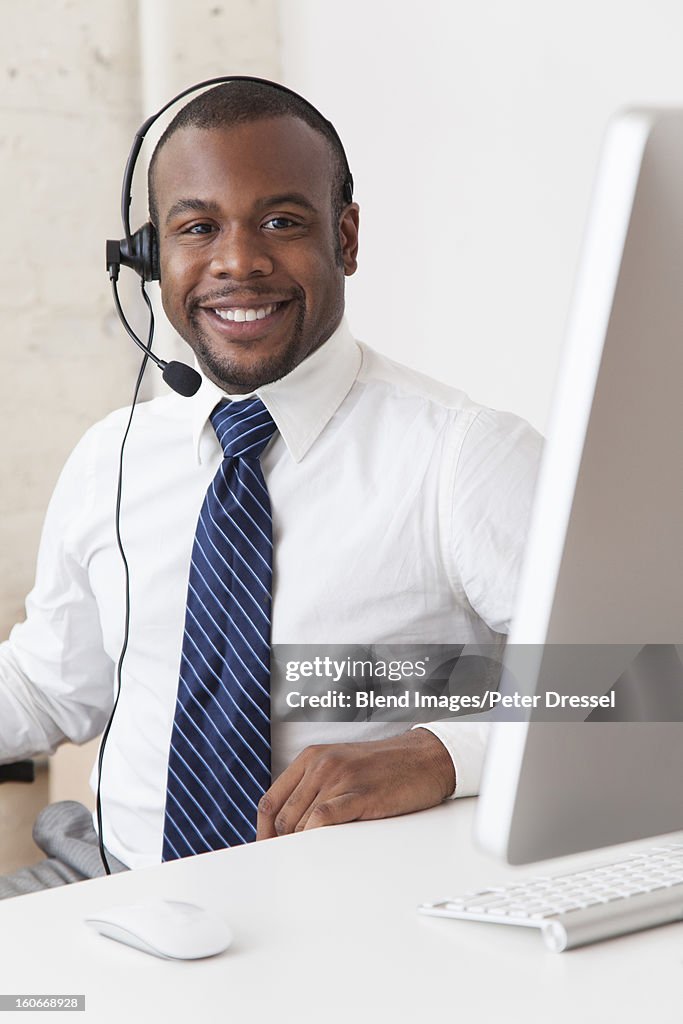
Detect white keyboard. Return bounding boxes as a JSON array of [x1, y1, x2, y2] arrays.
[[419, 843, 683, 951]]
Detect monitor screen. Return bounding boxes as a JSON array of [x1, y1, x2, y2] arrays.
[[476, 108, 683, 864]]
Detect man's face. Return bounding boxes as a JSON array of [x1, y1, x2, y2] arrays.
[[152, 116, 359, 393]]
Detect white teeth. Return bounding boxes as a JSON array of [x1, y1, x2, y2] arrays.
[[213, 303, 279, 322]]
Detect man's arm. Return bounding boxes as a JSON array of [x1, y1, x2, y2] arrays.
[[0, 427, 115, 764], [258, 409, 542, 837], [0, 643, 76, 764]]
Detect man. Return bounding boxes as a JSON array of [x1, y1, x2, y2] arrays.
[[0, 81, 541, 895]]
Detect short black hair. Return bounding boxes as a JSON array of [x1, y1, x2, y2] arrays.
[[147, 79, 351, 229]]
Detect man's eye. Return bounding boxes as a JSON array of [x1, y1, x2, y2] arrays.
[[185, 223, 214, 235], [263, 217, 297, 230]]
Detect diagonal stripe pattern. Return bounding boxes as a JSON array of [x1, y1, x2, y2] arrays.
[[162, 397, 278, 861]]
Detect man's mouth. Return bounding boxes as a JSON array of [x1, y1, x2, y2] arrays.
[[196, 298, 292, 342], [210, 301, 285, 322]]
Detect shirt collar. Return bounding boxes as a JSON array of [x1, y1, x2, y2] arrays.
[[191, 317, 361, 465]]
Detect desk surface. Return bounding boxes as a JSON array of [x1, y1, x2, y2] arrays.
[[1, 799, 681, 1023]]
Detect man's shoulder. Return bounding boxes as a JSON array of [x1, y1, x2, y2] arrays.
[[86, 392, 189, 444], [355, 342, 478, 414], [352, 340, 542, 456], [65, 393, 192, 481]]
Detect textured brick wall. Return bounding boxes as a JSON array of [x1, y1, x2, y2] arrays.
[[0, 0, 281, 637], [0, 0, 142, 637], [0, 0, 281, 824]]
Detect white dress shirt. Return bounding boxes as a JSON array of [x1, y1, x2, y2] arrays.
[[0, 319, 541, 868]]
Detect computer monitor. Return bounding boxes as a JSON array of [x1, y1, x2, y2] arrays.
[[476, 108, 683, 865]]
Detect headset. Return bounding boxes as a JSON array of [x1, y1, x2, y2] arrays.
[[105, 75, 354, 397], [97, 76, 354, 874]]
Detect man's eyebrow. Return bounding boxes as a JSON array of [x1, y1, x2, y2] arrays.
[[165, 198, 222, 225], [257, 193, 318, 214]]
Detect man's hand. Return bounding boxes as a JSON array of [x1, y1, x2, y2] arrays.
[[256, 728, 456, 839]]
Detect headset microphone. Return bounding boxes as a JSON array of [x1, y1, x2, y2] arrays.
[[160, 361, 203, 398], [107, 239, 202, 397]]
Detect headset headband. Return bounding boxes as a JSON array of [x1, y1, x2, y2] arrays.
[[107, 75, 354, 282]]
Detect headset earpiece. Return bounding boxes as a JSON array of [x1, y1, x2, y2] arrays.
[[137, 222, 160, 281], [109, 222, 159, 282]]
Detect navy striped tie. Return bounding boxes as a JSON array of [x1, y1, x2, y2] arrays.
[[162, 397, 277, 861]]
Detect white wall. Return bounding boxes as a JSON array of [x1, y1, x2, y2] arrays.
[[277, 0, 683, 430]]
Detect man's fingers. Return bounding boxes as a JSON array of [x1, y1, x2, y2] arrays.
[[269, 775, 324, 836], [256, 760, 306, 840], [260, 776, 363, 839], [292, 799, 319, 833], [302, 792, 364, 831]]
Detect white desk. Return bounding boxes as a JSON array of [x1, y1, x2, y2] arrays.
[[1, 799, 681, 1023]]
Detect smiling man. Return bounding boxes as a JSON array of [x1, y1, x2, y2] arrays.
[[153, 114, 354, 393], [0, 81, 541, 895]]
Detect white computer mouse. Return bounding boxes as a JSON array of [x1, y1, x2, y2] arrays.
[[84, 900, 233, 960]]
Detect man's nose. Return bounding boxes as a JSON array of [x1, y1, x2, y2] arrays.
[[209, 227, 274, 279]]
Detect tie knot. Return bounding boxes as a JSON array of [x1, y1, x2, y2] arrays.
[[210, 397, 277, 460]]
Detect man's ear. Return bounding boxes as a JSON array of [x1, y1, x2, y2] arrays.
[[339, 204, 360, 276]]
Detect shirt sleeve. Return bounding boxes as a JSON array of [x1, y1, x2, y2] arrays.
[[0, 427, 115, 764], [417, 407, 543, 797], [450, 407, 543, 633]]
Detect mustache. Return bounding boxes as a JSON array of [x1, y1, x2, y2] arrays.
[[190, 285, 305, 310]]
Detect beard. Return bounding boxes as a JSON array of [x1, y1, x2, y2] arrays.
[[186, 289, 308, 393]]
